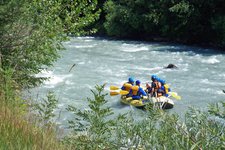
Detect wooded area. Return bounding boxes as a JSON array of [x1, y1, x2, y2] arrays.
[[100, 0, 225, 48]]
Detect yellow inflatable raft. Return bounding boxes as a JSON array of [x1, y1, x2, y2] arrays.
[[120, 96, 174, 109]]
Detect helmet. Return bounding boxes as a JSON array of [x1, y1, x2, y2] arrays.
[[136, 80, 141, 85], [156, 77, 160, 81], [151, 75, 157, 80], [161, 79, 166, 85], [157, 78, 162, 83], [128, 77, 134, 83]]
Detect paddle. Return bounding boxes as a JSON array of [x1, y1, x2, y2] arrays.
[[110, 85, 120, 90], [168, 92, 181, 100], [110, 90, 129, 96]]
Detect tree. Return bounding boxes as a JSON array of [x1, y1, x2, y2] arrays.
[[103, 0, 225, 48], [0, 0, 100, 88]]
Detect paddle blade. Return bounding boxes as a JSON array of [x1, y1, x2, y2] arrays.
[[170, 92, 181, 100], [110, 85, 120, 90], [120, 90, 129, 95], [110, 91, 119, 96], [110, 90, 129, 96]]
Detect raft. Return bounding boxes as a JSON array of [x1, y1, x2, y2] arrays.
[[151, 96, 174, 109], [120, 95, 174, 109]]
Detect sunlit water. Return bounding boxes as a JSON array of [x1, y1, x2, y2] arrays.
[[29, 36, 225, 128]]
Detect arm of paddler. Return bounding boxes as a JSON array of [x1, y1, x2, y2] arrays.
[[139, 87, 148, 99]]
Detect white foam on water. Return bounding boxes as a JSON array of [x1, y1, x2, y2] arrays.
[[201, 56, 220, 64], [136, 66, 155, 71], [69, 44, 96, 48], [121, 44, 149, 52], [78, 62, 85, 65], [77, 36, 94, 39], [200, 79, 210, 84], [216, 90, 225, 95], [65, 80, 74, 85], [148, 67, 163, 71], [219, 73, 225, 78], [35, 70, 53, 78], [36, 70, 73, 88], [45, 75, 64, 85], [199, 79, 224, 86], [84, 39, 94, 42], [199, 88, 214, 92]]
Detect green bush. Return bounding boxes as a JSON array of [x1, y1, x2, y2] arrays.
[[64, 85, 225, 149], [0, 0, 100, 88]]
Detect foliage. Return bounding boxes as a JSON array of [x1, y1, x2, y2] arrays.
[[33, 91, 58, 125], [103, 0, 225, 48], [184, 107, 225, 149], [0, 105, 65, 150], [208, 101, 225, 119], [0, 0, 101, 149], [0, 0, 100, 88], [64, 85, 225, 149], [64, 84, 116, 149], [59, 0, 101, 35], [0, 68, 26, 112], [211, 16, 225, 47], [0, 68, 64, 149]]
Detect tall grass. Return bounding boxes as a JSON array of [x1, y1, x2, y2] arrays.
[[0, 106, 65, 150], [0, 69, 65, 150]]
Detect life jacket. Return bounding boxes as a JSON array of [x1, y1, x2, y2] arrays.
[[131, 85, 139, 96], [152, 81, 160, 92], [151, 81, 161, 97], [123, 83, 132, 91], [164, 84, 170, 94], [157, 86, 165, 97]]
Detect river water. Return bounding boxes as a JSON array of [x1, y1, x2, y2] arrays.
[[32, 36, 225, 127]]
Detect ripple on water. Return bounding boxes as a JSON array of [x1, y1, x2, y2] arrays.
[[120, 44, 149, 52], [29, 37, 225, 125], [201, 56, 220, 64]]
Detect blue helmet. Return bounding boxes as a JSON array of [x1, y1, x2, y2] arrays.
[[156, 77, 161, 81], [151, 75, 157, 81], [136, 80, 141, 85], [128, 77, 134, 83], [157, 78, 162, 83], [161, 79, 166, 85]]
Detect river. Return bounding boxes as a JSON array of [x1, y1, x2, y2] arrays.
[[31, 36, 225, 127]]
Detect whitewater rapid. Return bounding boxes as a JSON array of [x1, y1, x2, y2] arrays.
[[31, 36, 225, 127]]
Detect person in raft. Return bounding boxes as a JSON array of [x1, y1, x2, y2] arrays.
[[121, 77, 134, 97], [146, 75, 162, 97], [157, 79, 171, 97], [131, 80, 147, 100]]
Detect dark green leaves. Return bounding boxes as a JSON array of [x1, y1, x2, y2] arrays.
[[0, 0, 100, 88]]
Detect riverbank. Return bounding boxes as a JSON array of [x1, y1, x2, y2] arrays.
[[93, 33, 225, 51], [1, 66, 225, 149], [0, 70, 65, 149], [0, 104, 65, 149]]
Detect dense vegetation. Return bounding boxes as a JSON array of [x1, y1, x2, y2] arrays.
[[0, 0, 100, 88], [65, 85, 225, 149], [0, 0, 100, 149], [101, 0, 225, 48], [1, 0, 225, 149]]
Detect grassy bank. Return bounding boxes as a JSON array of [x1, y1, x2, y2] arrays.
[[1, 68, 225, 149], [0, 106, 65, 150], [0, 69, 65, 150]]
